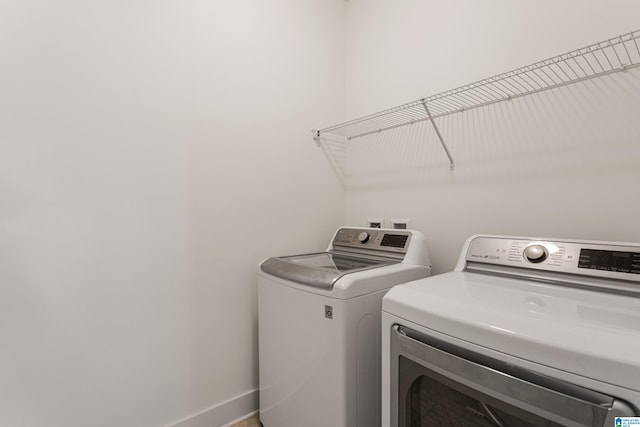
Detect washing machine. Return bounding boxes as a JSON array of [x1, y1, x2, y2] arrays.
[[382, 234, 640, 427], [258, 227, 431, 427]]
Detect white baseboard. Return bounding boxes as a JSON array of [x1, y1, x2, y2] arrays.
[[170, 389, 259, 427]]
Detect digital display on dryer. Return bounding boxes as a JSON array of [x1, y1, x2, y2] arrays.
[[381, 234, 409, 249], [578, 249, 640, 274]]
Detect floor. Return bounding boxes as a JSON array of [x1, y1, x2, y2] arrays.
[[231, 414, 261, 427]]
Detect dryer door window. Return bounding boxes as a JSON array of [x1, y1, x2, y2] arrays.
[[399, 356, 560, 426], [390, 326, 637, 427]]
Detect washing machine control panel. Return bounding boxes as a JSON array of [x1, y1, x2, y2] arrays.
[[332, 227, 411, 254], [465, 236, 640, 282]]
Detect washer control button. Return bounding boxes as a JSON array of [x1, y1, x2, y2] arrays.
[[358, 232, 370, 243], [523, 244, 548, 263]]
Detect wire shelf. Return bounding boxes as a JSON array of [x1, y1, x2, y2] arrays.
[[312, 29, 640, 169]]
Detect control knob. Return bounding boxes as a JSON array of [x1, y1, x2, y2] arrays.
[[358, 232, 370, 243], [523, 244, 548, 263]]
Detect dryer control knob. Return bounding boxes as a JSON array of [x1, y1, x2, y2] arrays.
[[524, 244, 548, 263], [358, 232, 370, 243]]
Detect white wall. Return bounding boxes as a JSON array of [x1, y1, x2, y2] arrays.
[[4, 1, 638, 425], [0, 1, 345, 426], [344, 0, 640, 274]]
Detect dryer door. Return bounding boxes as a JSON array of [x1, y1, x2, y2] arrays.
[[390, 325, 637, 427]]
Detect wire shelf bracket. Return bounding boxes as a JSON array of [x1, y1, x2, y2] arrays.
[[312, 29, 640, 169], [421, 99, 454, 170]]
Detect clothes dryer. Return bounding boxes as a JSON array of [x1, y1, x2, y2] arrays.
[[382, 235, 640, 427]]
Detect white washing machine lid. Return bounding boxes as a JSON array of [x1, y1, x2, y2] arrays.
[[261, 251, 398, 289], [260, 227, 432, 290], [383, 269, 640, 392]]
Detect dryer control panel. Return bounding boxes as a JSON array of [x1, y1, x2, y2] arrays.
[[464, 236, 640, 283]]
